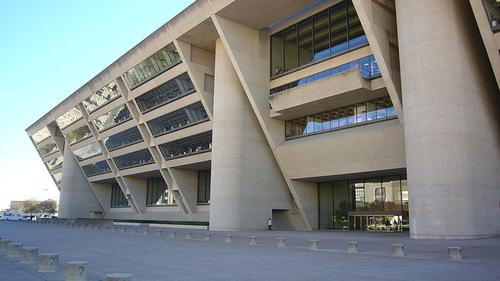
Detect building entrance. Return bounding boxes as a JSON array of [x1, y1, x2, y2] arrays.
[[318, 175, 409, 231]]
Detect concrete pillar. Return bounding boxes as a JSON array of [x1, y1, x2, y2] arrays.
[[210, 38, 291, 230], [59, 141, 103, 218], [396, 0, 500, 239], [21, 247, 38, 264], [65, 261, 88, 281], [39, 253, 59, 272]]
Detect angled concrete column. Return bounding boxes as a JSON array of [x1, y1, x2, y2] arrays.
[[59, 142, 103, 218], [209, 38, 293, 230], [397, 0, 500, 238]]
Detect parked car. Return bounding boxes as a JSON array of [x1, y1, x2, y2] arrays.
[[1, 212, 29, 221]]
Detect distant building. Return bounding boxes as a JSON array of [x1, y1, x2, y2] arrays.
[[26, 0, 500, 239]]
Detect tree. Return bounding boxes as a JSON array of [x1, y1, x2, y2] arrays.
[[22, 200, 40, 218], [38, 199, 58, 215]]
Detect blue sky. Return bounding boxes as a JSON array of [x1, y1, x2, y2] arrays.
[[0, 0, 194, 210]]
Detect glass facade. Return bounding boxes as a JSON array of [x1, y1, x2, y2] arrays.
[[73, 142, 102, 161], [135, 72, 195, 113], [38, 141, 58, 157], [122, 43, 181, 89], [318, 175, 409, 231], [270, 55, 380, 95], [285, 96, 396, 139], [103, 127, 143, 151], [110, 183, 129, 208], [66, 125, 92, 145], [56, 106, 83, 129], [113, 149, 154, 170], [82, 160, 111, 177], [147, 102, 209, 137], [158, 131, 212, 160], [32, 127, 51, 144], [93, 104, 132, 132], [146, 177, 169, 206], [197, 170, 211, 204], [82, 81, 122, 113], [46, 156, 63, 171], [271, 0, 367, 77]]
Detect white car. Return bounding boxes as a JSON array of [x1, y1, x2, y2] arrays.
[[1, 212, 29, 221]]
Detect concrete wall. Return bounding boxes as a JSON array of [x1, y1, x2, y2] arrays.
[[59, 142, 103, 218], [397, 0, 500, 239], [209, 39, 293, 230]]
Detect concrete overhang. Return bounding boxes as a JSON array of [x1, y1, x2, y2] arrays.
[[269, 68, 387, 120]]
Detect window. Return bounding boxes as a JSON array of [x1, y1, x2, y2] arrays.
[[82, 81, 122, 113], [197, 170, 211, 204], [31, 127, 51, 144], [270, 55, 380, 95], [82, 160, 111, 177], [147, 102, 209, 137], [46, 156, 63, 171], [158, 131, 212, 160], [113, 149, 154, 170], [66, 125, 92, 145], [73, 142, 102, 161], [92, 104, 132, 132], [135, 72, 195, 113], [103, 127, 143, 151], [111, 183, 129, 208], [270, 0, 367, 77], [38, 141, 58, 157], [56, 106, 83, 129], [122, 43, 181, 89], [284, 96, 396, 139], [146, 177, 169, 206]]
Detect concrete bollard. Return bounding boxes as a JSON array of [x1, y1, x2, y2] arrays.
[[392, 244, 405, 257], [21, 247, 38, 264], [249, 236, 257, 246], [168, 231, 176, 238], [224, 234, 232, 243], [203, 233, 212, 241], [185, 232, 193, 240], [276, 238, 286, 248], [308, 240, 319, 250], [105, 273, 132, 281], [142, 228, 149, 235], [155, 230, 162, 237], [7, 243, 23, 257], [448, 247, 462, 261], [39, 253, 59, 272], [65, 261, 88, 281], [0, 240, 11, 255], [346, 242, 358, 253]]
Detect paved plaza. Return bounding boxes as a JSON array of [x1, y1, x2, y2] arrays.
[[0, 221, 499, 281]]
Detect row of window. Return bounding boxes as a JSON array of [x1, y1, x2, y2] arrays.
[[73, 142, 102, 161], [158, 131, 212, 160], [93, 104, 132, 132], [285, 96, 396, 139], [55, 106, 83, 129], [270, 55, 380, 95], [110, 172, 210, 208], [38, 141, 58, 157], [123, 43, 181, 90], [147, 102, 209, 137], [66, 125, 92, 145], [46, 156, 63, 171], [103, 127, 143, 152], [82, 160, 111, 177], [136, 72, 195, 113], [318, 175, 408, 230], [83, 81, 122, 113], [32, 127, 51, 144], [271, 0, 367, 77], [113, 149, 154, 170]]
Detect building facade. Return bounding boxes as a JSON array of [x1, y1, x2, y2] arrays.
[[26, 0, 500, 239]]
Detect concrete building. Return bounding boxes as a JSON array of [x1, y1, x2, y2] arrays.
[[26, 0, 500, 239]]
